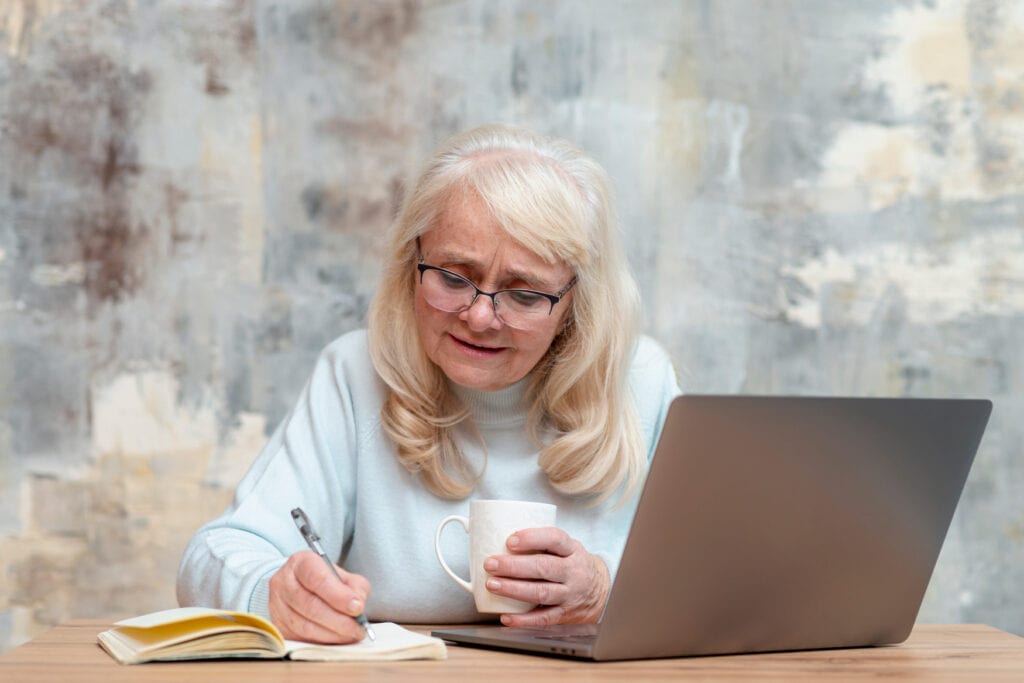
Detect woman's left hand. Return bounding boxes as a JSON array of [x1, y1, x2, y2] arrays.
[[483, 527, 610, 626]]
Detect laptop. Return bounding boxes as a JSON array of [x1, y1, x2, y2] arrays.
[[432, 395, 992, 661]]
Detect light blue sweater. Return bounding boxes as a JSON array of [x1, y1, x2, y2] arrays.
[[176, 330, 680, 623]]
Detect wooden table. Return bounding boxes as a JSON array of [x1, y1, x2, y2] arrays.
[[2, 621, 1023, 682]]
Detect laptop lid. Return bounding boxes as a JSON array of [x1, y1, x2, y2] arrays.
[[434, 396, 991, 661]]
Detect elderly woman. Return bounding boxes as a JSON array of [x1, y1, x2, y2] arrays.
[[177, 124, 680, 644]]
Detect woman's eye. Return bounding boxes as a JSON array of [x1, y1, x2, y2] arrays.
[[506, 290, 545, 307], [439, 271, 472, 289]]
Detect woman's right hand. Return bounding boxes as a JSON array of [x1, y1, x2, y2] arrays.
[[268, 550, 372, 643]]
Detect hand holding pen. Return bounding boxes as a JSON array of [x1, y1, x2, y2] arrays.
[[291, 508, 375, 641], [265, 508, 375, 643]]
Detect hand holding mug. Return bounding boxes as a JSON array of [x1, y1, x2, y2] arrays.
[[482, 525, 610, 627], [435, 500, 557, 614], [435, 499, 609, 625]]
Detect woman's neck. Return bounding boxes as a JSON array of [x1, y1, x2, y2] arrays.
[[450, 376, 531, 427]]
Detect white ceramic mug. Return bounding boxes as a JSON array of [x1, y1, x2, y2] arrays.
[[434, 499, 557, 614]]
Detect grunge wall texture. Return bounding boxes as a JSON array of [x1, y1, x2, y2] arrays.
[[1, 0, 1021, 651]]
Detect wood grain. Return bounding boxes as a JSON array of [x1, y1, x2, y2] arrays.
[[1, 621, 1023, 682]]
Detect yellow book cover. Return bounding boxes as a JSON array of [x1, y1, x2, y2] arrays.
[[97, 607, 446, 664]]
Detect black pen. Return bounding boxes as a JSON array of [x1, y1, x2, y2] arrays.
[[290, 507, 376, 641]]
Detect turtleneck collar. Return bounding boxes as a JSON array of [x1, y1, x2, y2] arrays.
[[450, 375, 531, 427]]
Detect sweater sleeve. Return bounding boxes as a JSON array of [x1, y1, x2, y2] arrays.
[[176, 336, 363, 618]]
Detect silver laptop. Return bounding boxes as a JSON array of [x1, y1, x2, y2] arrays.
[[432, 395, 992, 661]]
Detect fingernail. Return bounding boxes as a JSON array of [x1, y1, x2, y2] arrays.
[[500, 614, 512, 625], [486, 578, 501, 590], [484, 558, 498, 571], [507, 535, 520, 548], [348, 598, 363, 615]]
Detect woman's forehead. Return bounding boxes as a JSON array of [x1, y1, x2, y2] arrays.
[[420, 208, 572, 289]]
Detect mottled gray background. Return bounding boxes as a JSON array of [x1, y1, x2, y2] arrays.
[[1, 0, 1021, 653]]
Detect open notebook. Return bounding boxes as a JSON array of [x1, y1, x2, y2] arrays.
[[97, 607, 446, 664]]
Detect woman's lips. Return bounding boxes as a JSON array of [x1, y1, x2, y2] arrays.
[[450, 334, 506, 357]]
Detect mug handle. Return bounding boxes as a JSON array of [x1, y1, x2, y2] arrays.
[[434, 515, 473, 594]]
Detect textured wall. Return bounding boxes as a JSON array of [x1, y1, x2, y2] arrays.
[[1, 0, 1021, 653]]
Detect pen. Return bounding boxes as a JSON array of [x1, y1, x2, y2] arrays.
[[290, 507, 376, 641]]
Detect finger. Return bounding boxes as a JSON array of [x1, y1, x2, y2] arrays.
[[485, 552, 567, 582], [499, 605, 567, 628], [275, 564, 364, 636], [280, 593, 368, 643], [275, 594, 364, 644], [337, 567, 372, 603], [485, 576, 568, 606], [289, 578, 364, 632], [293, 552, 367, 616], [268, 563, 365, 643], [506, 527, 576, 557]]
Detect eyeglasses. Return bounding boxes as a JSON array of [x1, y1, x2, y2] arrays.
[[415, 239, 576, 330]]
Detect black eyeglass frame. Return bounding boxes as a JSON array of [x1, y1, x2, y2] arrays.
[[415, 237, 577, 317]]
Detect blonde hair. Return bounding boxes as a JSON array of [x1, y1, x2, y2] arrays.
[[367, 124, 643, 504]]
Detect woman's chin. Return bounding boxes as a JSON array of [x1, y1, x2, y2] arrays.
[[446, 370, 511, 392]]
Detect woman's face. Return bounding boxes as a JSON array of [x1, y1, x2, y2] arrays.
[[414, 191, 575, 392]]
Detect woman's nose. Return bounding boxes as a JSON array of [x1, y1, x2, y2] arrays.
[[461, 295, 504, 331]]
